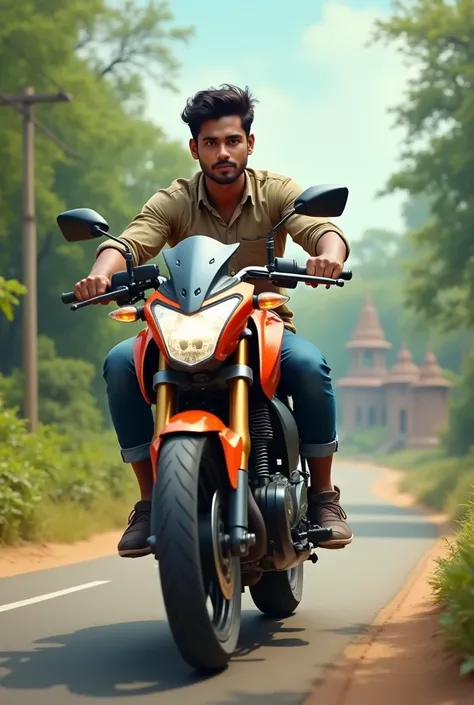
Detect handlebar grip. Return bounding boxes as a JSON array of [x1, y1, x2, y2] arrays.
[[296, 265, 352, 279], [298, 267, 352, 280], [273, 258, 353, 281], [61, 291, 77, 304]]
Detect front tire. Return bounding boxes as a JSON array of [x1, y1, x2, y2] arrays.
[[250, 563, 304, 618], [153, 434, 241, 671]]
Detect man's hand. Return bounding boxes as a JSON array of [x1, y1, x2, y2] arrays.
[[74, 274, 111, 303], [305, 254, 344, 288]]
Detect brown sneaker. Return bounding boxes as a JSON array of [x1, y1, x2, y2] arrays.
[[117, 500, 152, 558], [308, 486, 353, 549]]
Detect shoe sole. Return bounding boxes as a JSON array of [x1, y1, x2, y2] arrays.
[[317, 535, 354, 549], [118, 546, 153, 558]]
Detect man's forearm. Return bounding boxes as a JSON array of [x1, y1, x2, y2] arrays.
[[89, 248, 128, 280], [316, 231, 348, 261]]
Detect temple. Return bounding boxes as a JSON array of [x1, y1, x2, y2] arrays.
[[337, 295, 452, 449]]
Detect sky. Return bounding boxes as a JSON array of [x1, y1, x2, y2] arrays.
[[142, 0, 415, 261]]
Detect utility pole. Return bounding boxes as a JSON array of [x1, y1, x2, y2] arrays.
[[0, 87, 72, 432]]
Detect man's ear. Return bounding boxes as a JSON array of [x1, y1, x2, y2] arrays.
[[189, 138, 199, 160], [247, 134, 255, 155]]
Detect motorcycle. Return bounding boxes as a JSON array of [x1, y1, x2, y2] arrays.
[[57, 183, 352, 672]]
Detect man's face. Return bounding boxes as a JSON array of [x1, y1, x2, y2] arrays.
[[189, 116, 255, 185]]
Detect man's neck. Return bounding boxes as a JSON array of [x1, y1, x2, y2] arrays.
[[204, 172, 246, 210]]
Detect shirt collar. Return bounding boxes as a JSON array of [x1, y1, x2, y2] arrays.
[[198, 169, 255, 209]]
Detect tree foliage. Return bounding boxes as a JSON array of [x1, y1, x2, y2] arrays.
[[373, 0, 474, 331], [0, 0, 194, 411], [0, 277, 26, 321], [0, 336, 103, 437]]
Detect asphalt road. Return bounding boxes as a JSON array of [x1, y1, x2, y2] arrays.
[[0, 462, 437, 705]]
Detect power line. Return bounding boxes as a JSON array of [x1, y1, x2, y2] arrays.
[[0, 92, 81, 160]]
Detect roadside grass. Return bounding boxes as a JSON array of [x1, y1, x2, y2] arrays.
[[430, 500, 474, 676], [369, 444, 474, 677]]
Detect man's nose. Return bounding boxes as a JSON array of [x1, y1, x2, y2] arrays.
[[217, 144, 231, 160]]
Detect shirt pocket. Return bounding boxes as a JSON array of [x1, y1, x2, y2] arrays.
[[235, 236, 268, 271]]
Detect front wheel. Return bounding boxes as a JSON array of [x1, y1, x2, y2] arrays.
[[153, 434, 241, 672], [250, 563, 304, 618]]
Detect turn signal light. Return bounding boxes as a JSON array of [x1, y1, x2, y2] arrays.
[[108, 306, 139, 323], [255, 292, 290, 310]]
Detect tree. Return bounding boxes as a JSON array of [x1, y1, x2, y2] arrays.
[[0, 0, 195, 412], [443, 349, 474, 456], [373, 0, 474, 331], [402, 194, 432, 232]]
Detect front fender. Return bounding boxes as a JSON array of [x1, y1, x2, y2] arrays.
[[150, 410, 242, 489]]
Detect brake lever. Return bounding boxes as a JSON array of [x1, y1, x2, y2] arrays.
[[70, 286, 130, 311], [269, 272, 345, 287]]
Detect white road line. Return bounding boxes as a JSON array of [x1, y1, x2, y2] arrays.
[[0, 580, 110, 614]]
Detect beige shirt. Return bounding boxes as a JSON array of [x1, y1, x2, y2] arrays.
[[97, 168, 349, 333]]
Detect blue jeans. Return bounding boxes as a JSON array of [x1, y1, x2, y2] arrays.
[[103, 329, 338, 463]]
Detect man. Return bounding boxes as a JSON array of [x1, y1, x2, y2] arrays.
[[74, 84, 353, 558]]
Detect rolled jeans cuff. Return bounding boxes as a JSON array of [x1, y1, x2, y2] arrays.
[[120, 442, 151, 464], [300, 437, 338, 459]]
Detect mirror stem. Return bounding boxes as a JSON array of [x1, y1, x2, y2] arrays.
[[265, 208, 295, 269], [92, 226, 135, 284], [266, 236, 275, 269], [125, 252, 135, 284]]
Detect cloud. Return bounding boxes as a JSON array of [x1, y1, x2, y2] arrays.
[[143, 1, 416, 261]]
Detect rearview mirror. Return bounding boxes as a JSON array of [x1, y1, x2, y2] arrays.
[[294, 185, 349, 218], [57, 208, 110, 242]]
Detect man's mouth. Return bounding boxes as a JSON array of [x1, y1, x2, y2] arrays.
[[214, 163, 234, 170]]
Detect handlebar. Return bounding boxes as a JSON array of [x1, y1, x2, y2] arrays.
[[273, 257, 352, 280], [61, 260, 353, 311], [60, 264, 162, 309]]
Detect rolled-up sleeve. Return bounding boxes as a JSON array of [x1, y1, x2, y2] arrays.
[[96, 190, 175, 266], [277, 177, 350, 260]]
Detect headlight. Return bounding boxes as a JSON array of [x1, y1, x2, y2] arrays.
[[151, 296, 241, 367]]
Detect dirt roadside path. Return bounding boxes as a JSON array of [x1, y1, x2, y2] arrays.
[[305, 460, 473, 705], [0, 530, 123, 579]]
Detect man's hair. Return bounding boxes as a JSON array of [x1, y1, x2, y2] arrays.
[[181, 84, 258, 140]]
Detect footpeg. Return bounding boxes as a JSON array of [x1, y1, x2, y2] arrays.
[[307, 526, 333, 543]]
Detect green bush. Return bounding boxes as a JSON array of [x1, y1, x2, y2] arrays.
[[0, 335, 104, 439], [431, 501, 474, 676], [0, 397, 132, 545], [447, 470, 474, 522]]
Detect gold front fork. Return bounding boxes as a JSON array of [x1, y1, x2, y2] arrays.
[[154, 352, 175, 435], [228, 338, 251, 470]]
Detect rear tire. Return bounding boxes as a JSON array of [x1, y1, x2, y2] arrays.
[[250, 563, 304, 618], [153, 434, 241, 672]]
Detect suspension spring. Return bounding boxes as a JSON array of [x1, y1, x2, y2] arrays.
[[250, 402, 274, 484]]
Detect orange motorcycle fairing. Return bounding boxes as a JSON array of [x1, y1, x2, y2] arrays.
[[251, 309, 285, 400], [133, 327, 155, 406], [150, 410, 243, 489], [210, 282, 255, 361]]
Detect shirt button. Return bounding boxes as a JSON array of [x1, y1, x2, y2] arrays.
[[230, 269, 236, 276]]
